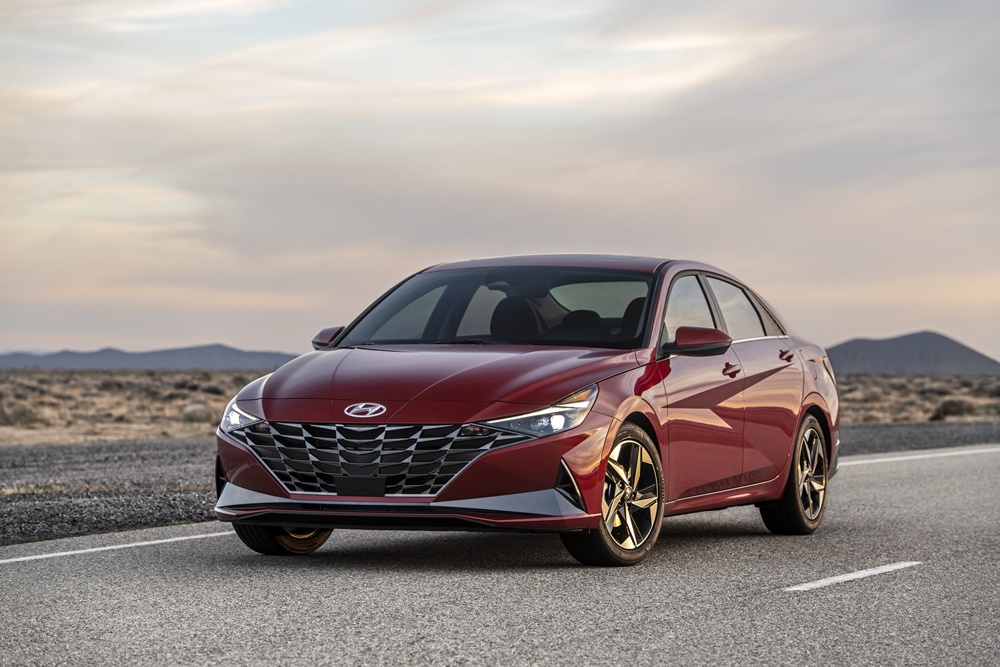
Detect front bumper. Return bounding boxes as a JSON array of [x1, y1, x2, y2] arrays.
[[216, 482, 597, 532], [214, 411, 614, 533]]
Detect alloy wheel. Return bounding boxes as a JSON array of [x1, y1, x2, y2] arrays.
[[284, 527, 320, 540], [602, 439, 661, 550], [797, 427, 827, 521]]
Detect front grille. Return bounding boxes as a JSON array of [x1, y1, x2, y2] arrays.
[[227, 422, 531, 495]]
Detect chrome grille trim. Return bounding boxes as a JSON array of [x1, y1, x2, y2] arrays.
[[226, 422, 532, 496]]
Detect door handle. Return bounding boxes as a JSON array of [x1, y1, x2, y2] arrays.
[[779, 349, 794, 363], [723, 362, 741, 378]]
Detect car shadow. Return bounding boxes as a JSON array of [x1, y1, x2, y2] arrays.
[[218, 513, 775, 572]]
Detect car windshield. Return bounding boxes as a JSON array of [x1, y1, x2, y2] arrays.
[[338, 266, 655, 350]]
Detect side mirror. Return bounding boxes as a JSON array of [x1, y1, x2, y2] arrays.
[[311, 326, 344, 350], [665, 326, 732, 357]]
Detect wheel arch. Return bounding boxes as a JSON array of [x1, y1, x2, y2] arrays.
[[800, 395, 834, 461], [621, 411, 658, 448], [605, 395, 664, 458]]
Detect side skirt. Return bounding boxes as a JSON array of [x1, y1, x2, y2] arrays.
[[663, 473, 786, 517]]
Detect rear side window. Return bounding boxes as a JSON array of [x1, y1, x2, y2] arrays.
[[706, 277, 765, 340], [663, 275, 715, 342], [751, 295, 785, 336]]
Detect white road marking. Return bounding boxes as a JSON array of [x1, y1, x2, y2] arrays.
[[785, 561, 922, 592], [3, 448, 995, 567], [840, 446, 1000, 467], [0, 531, 232, 565]]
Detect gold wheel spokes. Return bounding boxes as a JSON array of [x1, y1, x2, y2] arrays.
[[797, 428, 827, 521], [604, 489, 625, 533], [606, 459, 630, 487], [602, 440, 660, 550], [284, 527, 319, 540]]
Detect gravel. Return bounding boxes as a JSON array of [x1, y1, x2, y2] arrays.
[[0, 437, 216, 546], [2, 421, 998, 547], [840, 420, 1000, 454]]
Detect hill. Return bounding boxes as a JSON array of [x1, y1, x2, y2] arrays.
[[828, 331, 1000, 375], [0, 344, 297, 371]]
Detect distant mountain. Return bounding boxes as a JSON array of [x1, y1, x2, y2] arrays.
[[828, 331, 1000, 375], [0, 344, 298, 371]]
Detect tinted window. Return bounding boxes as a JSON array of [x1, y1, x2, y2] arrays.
[[456, 285, 505, 337], [752, 296, 784, 336], [706, 277, 765, 340], [550, 282, 649, 318], [663, 275, 715, 341], [339, 266, 655, 349], [369, 285, 446, 341]]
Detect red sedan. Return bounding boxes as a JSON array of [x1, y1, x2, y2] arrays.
[[215, 255, 839, 566]]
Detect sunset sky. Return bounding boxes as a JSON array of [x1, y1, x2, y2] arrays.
[[2, 0, 998, 359]]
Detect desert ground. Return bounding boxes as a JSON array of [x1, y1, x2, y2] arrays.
[[1, 369, 998, 447], [0, 369, 256, 446]]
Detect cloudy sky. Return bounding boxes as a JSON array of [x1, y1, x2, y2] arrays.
[[1, 0, 998, 359]]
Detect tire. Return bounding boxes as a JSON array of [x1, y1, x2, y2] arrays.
[[561, 423, 665, 566], [233, 524, 333, 555], [759, 415, 829, 535]]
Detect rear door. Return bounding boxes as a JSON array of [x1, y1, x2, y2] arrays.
[[703, 276, 804, 486], [658, 274, 745, 500]]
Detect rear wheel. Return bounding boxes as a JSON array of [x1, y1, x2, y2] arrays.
[[759, 415, 828, 534], [233, 524, 333, 555], [561, 423, 664, 566]]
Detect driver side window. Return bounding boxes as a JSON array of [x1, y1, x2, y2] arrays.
[[663, 275, 715, 342]]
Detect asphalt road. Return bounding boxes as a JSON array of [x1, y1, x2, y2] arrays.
[[5, 421, 1000, 546], [2, 444, 998, 666]]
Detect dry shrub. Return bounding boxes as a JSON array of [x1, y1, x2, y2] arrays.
[[929, 397, 977, 421], [181, 404, 216, 423], [861, 389, 883, 403], [888, 380, 912, 392], [0, 402, 40, 427]]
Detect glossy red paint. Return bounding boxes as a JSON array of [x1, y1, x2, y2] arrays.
[[311, 325, 344, 350], [434, 414, 608, 503], [259, 346, 638, 409], [215, 254, 839, 549], [672, 326, 733, 355], [731, 338, 805, 486], [659, 351, 745, 499]]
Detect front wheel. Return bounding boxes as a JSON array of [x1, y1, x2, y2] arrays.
[[561, 423, 664, 566], [759, 415, 829, 535], [233, 524, 333, 555]]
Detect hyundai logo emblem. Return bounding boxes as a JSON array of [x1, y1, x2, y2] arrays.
[[344, 402, 387, 418]]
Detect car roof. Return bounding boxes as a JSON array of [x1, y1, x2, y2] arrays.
[[423, 254, 672, 273]]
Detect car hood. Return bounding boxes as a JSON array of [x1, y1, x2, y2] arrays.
[[251, 345, 637, 420]]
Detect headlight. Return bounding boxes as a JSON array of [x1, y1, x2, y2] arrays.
[[484, 385, 598, 438], [221, 398, 264, 433]]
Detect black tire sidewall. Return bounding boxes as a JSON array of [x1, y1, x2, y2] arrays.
[[790, 415, 827, 531], [595, 423, 665, 564]]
